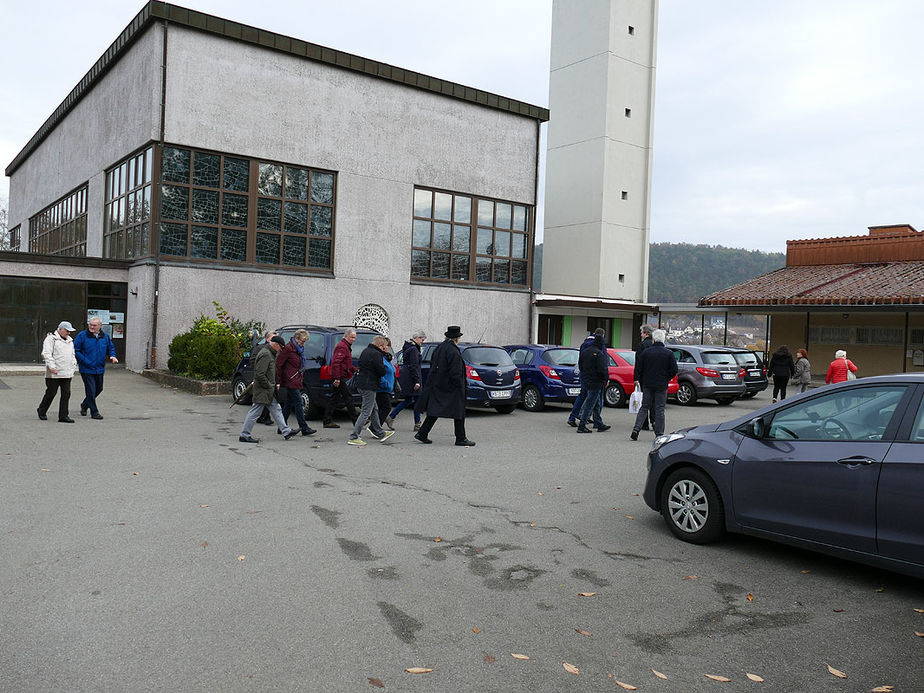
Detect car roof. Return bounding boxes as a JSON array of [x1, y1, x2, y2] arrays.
[[504, 344, 575, 350], [666, 344, 736, 352], [275, 324, 379, 334]]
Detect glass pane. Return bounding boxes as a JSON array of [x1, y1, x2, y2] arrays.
[[141, 222, 150, 255], [451, 254, 469, 281], [255, 232, 280, 264], [141, 186, 152, 222], [162, 147, 190, 183], [308, 238, 331, 268], [220, 228, 247, 261], [433, 222, 451, 250], [432, 252, 450, 278], [310, 205, 332, 236], [223, 157, 249, 191], [144, 148, 153, 185], [283, 235, 307, 266], [258, 163, 283, 196], [161, 185, 189, 220], [513, 205, 527, 231], [475, 256, 492, 282], [311, 172, 334, 203], [190, 225, 218, 259], [476, 227, 493, 254], [452, 225, 470, 252], [494, 230, 510, 256], [434, 192, 452, 220], [477, 199, 494, 226], [286, 167, 310, 200], [411, 249, 430, 277], [284, 201, 309, 234], [511, 232, 526, 259], [495, 202, 512, 229], [193, 152, 221, 188], [257, 198, 282, 231], [454, 196, 471, 223], [413, 220, 431, 247], [511, 260, 527, 285], [494, 260, 509, 283], [222, 194, 248, 227], [159, 222, 188, 256], [413, 189, 432, 217], [191, 189, 220, 224], [127, 158, 135, 191]]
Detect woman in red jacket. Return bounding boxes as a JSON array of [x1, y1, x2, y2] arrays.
[[825, 349, 858, 384]]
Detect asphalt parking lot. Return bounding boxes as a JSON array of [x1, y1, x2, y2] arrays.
[[2, 370, 922, 692]]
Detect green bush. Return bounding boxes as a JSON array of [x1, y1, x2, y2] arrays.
[[168, 332, 241, 380]]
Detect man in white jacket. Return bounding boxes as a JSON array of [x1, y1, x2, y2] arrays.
[[37, 321, 79, 423]]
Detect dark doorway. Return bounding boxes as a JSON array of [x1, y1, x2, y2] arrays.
[[0, 276, 87, 362], [538, 314, 563, 344]]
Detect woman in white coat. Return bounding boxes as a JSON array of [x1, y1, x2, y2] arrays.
[[37, 321, 79, 422]]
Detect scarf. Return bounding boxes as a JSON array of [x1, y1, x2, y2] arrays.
[[292, 337, 308, 371]]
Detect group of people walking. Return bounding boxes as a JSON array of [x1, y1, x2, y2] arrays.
[[766, 345, 857, 402]]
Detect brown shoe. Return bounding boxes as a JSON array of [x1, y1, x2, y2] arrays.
[[323, 422, 340, 429]]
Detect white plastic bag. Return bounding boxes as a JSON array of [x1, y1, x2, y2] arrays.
[[628, 386, 643, 415]]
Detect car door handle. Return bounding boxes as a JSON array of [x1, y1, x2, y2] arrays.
[[836, 456, 876, 466]]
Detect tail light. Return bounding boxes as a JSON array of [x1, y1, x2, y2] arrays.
[[514, 368, 520, 381], [466, 366, 482, 380], [320, 365, 332, 380], [538, 364, 559, 379], [762, 367, 767, 376], [695, 367, 720, 379], [394, 364, 400, 378], [739, 368, 746, 378]]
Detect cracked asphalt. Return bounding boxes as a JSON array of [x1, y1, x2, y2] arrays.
[[2, 370, 922, 692]]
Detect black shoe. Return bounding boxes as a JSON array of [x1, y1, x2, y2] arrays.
[[641, 423, 650, 430], [630, 430, 639, 441], [91, 413, 104, 420], [455, 439, 476, 447], [59, 417, 75, 423], [80, 406, 88, 417], [37, 409, 48, 421], [277, 428, 282, 435], [301, 428, 317, 436], [414, 432, 432, 444], [258, 418, 273, 426], [238, 435, 259, 443], [567, 419, 578, 427], [283, 429, 298, 440], [595, 424, 611, 432], [576, 426, 592, 433]]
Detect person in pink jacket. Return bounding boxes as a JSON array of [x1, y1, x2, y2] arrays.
[[825, 349, 858, 384]]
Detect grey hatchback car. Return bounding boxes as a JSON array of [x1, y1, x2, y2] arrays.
[[643, 374, 924, 579], [668, 344, 747, 406]]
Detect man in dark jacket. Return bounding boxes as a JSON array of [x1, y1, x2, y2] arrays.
[[348, 336, 396, 446], [634, 324, 655, 430], [239, 336, 298, 443], [323, 329, 359, 428], [276, 329, 316, 436], [415, 326, 475, 446], [73, 316, 118, 420], [387, 330, 426, 430], [631, 329, 678, 440], [567, 328, 606, 427], [576, 333, 610, 433], [255, 330, 276, 425]]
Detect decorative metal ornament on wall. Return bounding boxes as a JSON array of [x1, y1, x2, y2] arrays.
[[353, 304, 390, 336]]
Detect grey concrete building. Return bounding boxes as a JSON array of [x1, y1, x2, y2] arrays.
[[2, 2, 548, 369]]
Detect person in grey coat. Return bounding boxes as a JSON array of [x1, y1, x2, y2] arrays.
[[239, 336, 297, 443], [792, 348, 812, 393]]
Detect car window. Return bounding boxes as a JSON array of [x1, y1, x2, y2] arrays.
[[509, 348, 534, 365], [350, 332, 378, 358], [464, 347, 514, 367], [766, 385, 908, 441], [614, 350, 635, 366], [303, 332, 326, 361], [544, 348, 578, 366], [731, 351, 760, 367], [606, 353, 617, 367], [422, 345, 434, 363], [702, 351, 736, 365], [674, 349, 695, 364], [278, 329, 297, 344]]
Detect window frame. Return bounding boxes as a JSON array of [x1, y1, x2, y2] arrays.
[[104, 145, 154, 259], [28, 184, 88, 256]]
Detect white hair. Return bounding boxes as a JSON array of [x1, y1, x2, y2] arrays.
[[411, 329, 427, 340], [835, 349, 847, 359], [343, 328, 357, 337], [652, 328, 666, 343], [88, 317, 103, 326]]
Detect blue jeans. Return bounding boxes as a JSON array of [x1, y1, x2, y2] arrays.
[[633, 387, 667, 436], [79, 372, 105, 415], [281, 387, 309, 432], [578, 388, 605, 428], [389, 394, 420, 423], [569, 386, 603, 422]]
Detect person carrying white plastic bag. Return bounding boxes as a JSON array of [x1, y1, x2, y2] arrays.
[[628, 384, 643, 415]]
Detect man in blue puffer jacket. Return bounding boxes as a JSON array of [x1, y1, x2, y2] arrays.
[[73, 316, 118, 420]]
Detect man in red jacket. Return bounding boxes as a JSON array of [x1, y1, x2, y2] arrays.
[[276, 329, 316, 436], [323, 328, 359, 428]]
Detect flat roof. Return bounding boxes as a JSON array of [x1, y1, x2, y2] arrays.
[[6, 1, 550, 176]]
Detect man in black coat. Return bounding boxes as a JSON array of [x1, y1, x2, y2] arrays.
[[348, 336, 395, 446], [634, 324, 655, 430], [415, 326, 475, 446], [576, 333, 610, 433], [631, 328, 678, 440]]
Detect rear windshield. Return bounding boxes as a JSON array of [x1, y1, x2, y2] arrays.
[[544, 348, 579, 366], [730, 351, 760, 367], [702, 351, 737, 366], [464, 347, 514, 367], [613, 350, 636, 365]]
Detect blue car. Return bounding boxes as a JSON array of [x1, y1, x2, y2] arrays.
[[408, 342, 521, 413], [504, 344, 582, 411], [643, 373, 924, 578]]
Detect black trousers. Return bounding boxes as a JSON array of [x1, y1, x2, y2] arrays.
[[324, 379, 358, 423], [375, 392, 392, 427], [417, 415, 466, 441], [772, 375, 789, 400], [38, 377, 72, 420]]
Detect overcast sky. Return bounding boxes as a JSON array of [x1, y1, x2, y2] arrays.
[[2, 1, 923, 253]]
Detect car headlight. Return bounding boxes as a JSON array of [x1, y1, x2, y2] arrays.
[[652, 432, 685, 452]]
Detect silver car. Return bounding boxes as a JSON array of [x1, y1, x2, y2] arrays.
[[668, 344, 747, 406]]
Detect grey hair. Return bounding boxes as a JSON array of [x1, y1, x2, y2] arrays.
[[835, 349, 847, 359], [343, 328, 357, 338], [652, 328, 667, 343], [88, 317, 103, 326], [411, 329, 427, 340], [640, 324, 654, 334]]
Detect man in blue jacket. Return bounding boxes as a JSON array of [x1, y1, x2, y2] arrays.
[[73, 317, 118, 420]]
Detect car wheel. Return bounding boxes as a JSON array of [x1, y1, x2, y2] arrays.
[[494, 404, 516, 414], [302, 390, 324, 420], [659, 467, 725, 544], [232, 377, 251, 405], [604, 382, 625, 408], [715, 397, 736, 405], [676, 381, 698, 406], [521, 385, 544, 412]]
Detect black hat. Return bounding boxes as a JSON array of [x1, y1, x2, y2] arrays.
[[444, 325, 463, 339], [270, 335, 286, 346]]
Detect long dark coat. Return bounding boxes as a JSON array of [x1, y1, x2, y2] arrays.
[[252, 345, 279, 405], [398, 340, 422, 393], [418, 338, 465, 419]]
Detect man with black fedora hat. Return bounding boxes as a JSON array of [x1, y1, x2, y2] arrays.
[[415, 325, 475, 446]]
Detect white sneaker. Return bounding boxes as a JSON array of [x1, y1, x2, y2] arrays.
[[375, 430, 396, 442], [347, 437, 367, 446]]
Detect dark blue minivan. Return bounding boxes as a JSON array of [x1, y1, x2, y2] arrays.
[[503, 344, 581, 411]]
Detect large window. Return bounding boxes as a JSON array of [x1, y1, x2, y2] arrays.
[[7, 225, 20, 252], [29, 186, 88, 256], [105, 147, 153, 259], [411, 187, 530, 287], [158, 146, 335, 271]]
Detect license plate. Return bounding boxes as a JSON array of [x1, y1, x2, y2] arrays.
[[748, 370, 761, 376], [721, 373, 736, 380], [489, 390, 512, 399], [567, 387, 582, 396]]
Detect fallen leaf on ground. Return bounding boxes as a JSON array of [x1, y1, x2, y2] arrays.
[[246, 510, 263, 514], [556, 486, 562, 489], [826, 664, 847, 679], [563, 662, 579, 675], [41, 468, 51, 472], [201, 542, 208, 548], [530, 522, 536, 527], [652, 669, 667, 679], [684, 575, 698, 580], [876, 588, 885, 592], [625, 515, 634, 520], [404, 667, 432, 674], [483, 653, 495, 664], [511, 653, 530, 660], [132, 472, 140, 476], [575, 629, 592, 637], [914, 608, 924, 613], [611, 507, 620, 511], [237, 555, 246, 561], [914, 631, 924, 637], [631, 493, 640, 496], [614, 680, 637, 690], [704, 674, 731, 682], [801, 569, 811, 573], [199, 504, 210, 508], [536, 492, 543, 496], [472, 627, 480, 634], [746, 593, 754, 602], [746, 672, 764, 682], [871, 686, 894, 692], [433, 536, 442, 542], [367, 677, 385, 688], [577, 592, 596, 597]]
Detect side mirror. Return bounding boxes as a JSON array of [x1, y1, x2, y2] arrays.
[[751, 417, 767, 438]]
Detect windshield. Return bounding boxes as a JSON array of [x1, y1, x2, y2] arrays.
[[731, 351, 760, 367], [613, 349, 636, 365], [544, 348, 579, 366], [702, 351, 737, 366], [464, 347, 514, 367]]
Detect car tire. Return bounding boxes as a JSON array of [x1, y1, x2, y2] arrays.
[[659, 467, 725, 544], [302, 390, 324, 420], [715, 397, 736, 405], [522, 385, 544, 412], [232, 377, 252, 405], [676, 381, 698, 406], [604, 382, 625, 408], [494, 404, 516, 414]]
